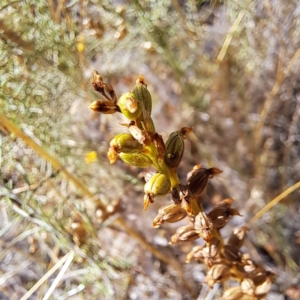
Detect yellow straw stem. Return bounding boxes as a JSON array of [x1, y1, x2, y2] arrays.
[[248, 180, 300, 226]]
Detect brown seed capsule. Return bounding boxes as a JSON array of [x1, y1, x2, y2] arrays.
[[163, 131, 184, 169], [119, 152, 152, 168], [144, 173, 171, 209], [186, 237, 221, 266], [118, 92, 142, 120], [89, 99, 120, 114], [205, 261, 231, 288], [208, 198, 241, 229], [170, 224, 199, 244], [107, 133, 143, 164], [187, 167, 222, 202], [241, 278, 255, 296], [153, 203, 187, 228], [194, 211, 213, 242], [255, 276, 272, 297]]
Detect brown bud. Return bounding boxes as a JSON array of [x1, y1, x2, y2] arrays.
[[89, 99, 120, 114], [187, 167, 222, 205], [227, 226, 249, 249], [169, 224, 199, 244], [208, 198, 241, 229], [194, 211, 213, 242], [91, 71, 117, 102], [152, 203, 187, 228]]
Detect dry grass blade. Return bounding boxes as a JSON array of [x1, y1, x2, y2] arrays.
[[42, 250, 75, 300], [20, 251, 73, 300], [248, 180, 300, 226]]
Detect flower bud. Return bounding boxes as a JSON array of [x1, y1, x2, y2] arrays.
[[118, 92, 142, 120], [107, 133, 143, 164], [144, 173, 171, 209], [152, 203, 187, 228], [164, 131, 184, 169], [119, 152, 152, 168], [132, 75, 152, 130]]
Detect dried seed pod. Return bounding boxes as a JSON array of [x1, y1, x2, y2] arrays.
[[118, 92, 142, 120], [187, 167, 222, 203], [208, 198, 241, 229], [221, 287, 251, 300], [107, 133, 143, 164], [186, 237, 221, 266], [91, 70, 117, 102], [71, 218, 88, 246], [227, 226, 249, 249], [186, 245, 205, 263], [170, 224, 199, 244], [255, 276, 272, 297], [222, 244, 241, 262], [132, 75, 152, 130], [89, 99, 120, 114], [153, 203, 187, 228], [119, 152, 152, 168], [205, 261, 231, 288], [164, 131, 185, 169], [128, 123, 151, 145], [241, 278, 255, 296], [144, 173, 171, 209], [194, 210, 213, 242]]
